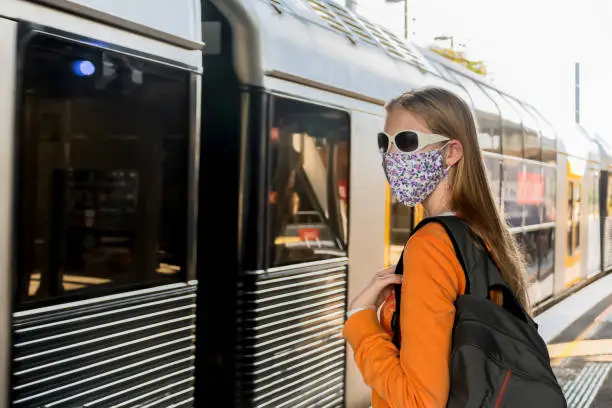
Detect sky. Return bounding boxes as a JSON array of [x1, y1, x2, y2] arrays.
[[346, 0, 612, 140]]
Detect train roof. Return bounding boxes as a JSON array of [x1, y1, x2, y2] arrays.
[[413, 46, 608, 165], [4, 0, 203, 50], [214, 0, 604, 164], [212, 0, 472, 103]]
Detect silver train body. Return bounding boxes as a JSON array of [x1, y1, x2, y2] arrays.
[[2, 0, 612, 407]]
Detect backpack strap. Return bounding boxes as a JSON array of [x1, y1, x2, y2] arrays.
[[431, 216, 509, 298], [391, 216, 532, 348], [434, 217, 535, 329]]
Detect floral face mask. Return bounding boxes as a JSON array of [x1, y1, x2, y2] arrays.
[[382, 147, 449, 207]]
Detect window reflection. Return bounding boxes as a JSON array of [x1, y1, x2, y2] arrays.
[[537, 228, 555, 280], [19, 35, 189, 304], [504, 97, 541, 161], [543, 167, 556, 223], [484, 157, 501, 208], [485, 89, 523, 158], [475, 113, 502, 153], [521, 232, 539, 283], [523, 104, 557, 164], [268, 97, 349, 267], [450, 73, 501, 153], [502, 160, 523, 227], [592, 171, 600, 219], [521, 164, 543, 226]]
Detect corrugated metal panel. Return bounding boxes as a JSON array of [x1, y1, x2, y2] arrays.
[[12, 284, 197, 407], [237, 262, 347, 407]]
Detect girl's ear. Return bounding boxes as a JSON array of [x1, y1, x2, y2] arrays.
[[445, 139, 463, 167]]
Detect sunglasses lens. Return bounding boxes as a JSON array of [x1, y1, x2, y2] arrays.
[[377, 133, 389, 153], [395, 131, 419, 152]]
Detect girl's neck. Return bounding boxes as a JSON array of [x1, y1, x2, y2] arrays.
[[423, 198, 454, 218]]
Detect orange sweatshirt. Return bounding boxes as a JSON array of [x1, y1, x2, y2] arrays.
[[343, 222, 466, 408]]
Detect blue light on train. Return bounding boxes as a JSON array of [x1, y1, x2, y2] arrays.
[[72, 60, 95, 77]]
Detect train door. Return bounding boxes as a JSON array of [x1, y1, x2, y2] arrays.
[[4, 6, 201, 406], [231, 94, 351, 407], [565, 179, 582, 286]]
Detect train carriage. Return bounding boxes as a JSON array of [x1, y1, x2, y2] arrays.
[[588, 133, 612, 275], [3, 0, 612, 407], [201, 1, 612, 406], [1, 0, 202, 406], [199, 1, 476, 406]]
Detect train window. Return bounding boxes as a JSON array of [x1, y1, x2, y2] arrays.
[[521, 232, 539, 283], [388, 192, 412, 266], [483, 88, 524, 158], [17, 35, 190, 304], [450, 73, 501, 153], [543, 167, 557, 223], [504, 96, 541, 161], [524, 104, 557, 164], [592, 171, 600, 218], [521, 164, 543, 226], [540, 131, 557, 164], [475, 113, 502, 154], [267, 97, 349, 267], [484, 157, 501, 209], [537, 228, 555, 282], [502, 160, 523, 227]]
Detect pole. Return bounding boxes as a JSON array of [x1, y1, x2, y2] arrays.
[[404, 0, 408, 40], [575, 62, 580, 124]]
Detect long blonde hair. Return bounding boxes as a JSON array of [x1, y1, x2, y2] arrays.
[[387, 87, 530, 311]]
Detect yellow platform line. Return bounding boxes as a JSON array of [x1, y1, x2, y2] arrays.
[[549, 339, 612, 360], [549, 302, 612, 360]]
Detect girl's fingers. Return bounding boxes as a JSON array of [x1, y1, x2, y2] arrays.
[[375, 266, 397, 278], [376, 274, 402, 285]]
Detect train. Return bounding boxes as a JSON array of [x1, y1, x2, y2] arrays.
[[1, 0, 611, 407]]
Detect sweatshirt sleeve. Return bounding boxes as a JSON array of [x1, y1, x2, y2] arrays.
[[343, 223, 466, 408]]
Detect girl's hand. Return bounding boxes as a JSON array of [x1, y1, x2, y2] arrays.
[[348, 266, 402, 311]]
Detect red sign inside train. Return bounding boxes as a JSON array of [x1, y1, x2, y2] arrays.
[[299, 228, 320, 241], [517, 172, 544, 205]]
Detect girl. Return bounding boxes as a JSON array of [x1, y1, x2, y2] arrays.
[[343, 87, 528, 408]]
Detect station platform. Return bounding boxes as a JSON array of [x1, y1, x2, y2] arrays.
[[535, 273, 612, 407]]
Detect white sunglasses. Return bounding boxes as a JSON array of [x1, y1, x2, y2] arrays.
[[377, 130, 449, 153]]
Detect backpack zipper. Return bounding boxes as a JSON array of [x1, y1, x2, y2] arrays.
[[494, 369, 511, 408]]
